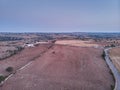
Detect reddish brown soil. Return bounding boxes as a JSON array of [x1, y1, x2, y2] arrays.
[[0, 44, 51, 76], [0, 45, 114, 90]]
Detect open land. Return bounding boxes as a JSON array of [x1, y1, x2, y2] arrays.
[[109, 47, 120, 72], [55, 40, 99, 47], [0, 32, 120, 90], [0, 44, 52, 77], [0, 44, 114, 90]]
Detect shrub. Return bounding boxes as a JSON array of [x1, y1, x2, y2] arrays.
[[102, 51, 105, 59], [111, 44, 115, 47], [111, 85, 114, 90], [16, 46, 24, 51], [6, 67, 13, 72], [0, 75, 5, 83]]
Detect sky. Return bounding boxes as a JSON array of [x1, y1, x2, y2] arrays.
[[0, 0, 120, 32]]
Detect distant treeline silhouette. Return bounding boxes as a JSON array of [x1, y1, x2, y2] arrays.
[[0, 36, 23, 41]]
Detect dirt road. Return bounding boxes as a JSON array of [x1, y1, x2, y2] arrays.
[[104, 48, 120, 90]]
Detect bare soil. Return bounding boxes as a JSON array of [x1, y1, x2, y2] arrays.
[[0, 44, 51, 76], [0, 45, 114, 90]]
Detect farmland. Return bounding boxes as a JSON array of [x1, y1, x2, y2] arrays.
[[0, 32, 120, 90], [0, 44, 114, 90], [55, 40, 99, 47], [0, 44, 52, 77]]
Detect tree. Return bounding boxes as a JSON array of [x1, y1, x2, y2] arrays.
[[111, 44, 115, 47]]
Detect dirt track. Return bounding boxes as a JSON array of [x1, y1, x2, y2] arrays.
[[104, 48, 120, 90], [0, 45, 114, 90]]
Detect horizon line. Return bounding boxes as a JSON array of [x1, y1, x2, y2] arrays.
[[0, 32, 120, 33]]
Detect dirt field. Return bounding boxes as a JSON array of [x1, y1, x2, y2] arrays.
[[0, 45, 114, 90], [55, 40, 99, 47], [0, 44, 51, 76], [109, 47, 120, 72]]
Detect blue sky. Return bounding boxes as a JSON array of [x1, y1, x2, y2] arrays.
[[0, 0, 120, 32]]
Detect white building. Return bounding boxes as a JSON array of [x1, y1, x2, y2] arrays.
[[24, 44, 34, 47]]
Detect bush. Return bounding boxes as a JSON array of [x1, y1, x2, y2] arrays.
[[6, 67, 13, 72], [102, 51, 105, 59], [0, 75, 5, 83], [111, 85, 114, 90], [16, 46, 24, 51], [111, 44, 115, 47]]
